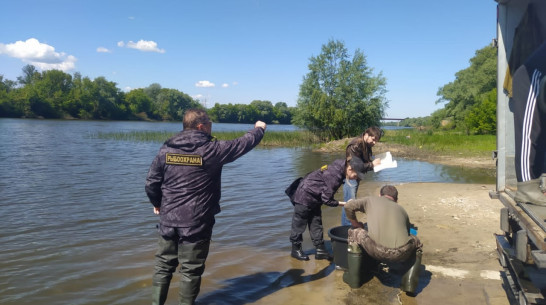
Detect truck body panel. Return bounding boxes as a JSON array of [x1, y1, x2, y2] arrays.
[[494, 0, 546, 304]]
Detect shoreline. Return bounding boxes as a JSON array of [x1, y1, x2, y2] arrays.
[[315, 140, 496, 170]]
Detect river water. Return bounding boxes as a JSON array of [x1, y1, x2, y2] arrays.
[[0, 119, 494, 305]]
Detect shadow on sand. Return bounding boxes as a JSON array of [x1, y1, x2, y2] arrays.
[[368, 264, 433, 296], [196, 263, 336, 305]]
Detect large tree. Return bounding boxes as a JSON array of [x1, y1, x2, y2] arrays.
[[465, 88, 497, 134], [126, 88, 152, 116], [273, 102, 292, 124], [293, 39, 387, 140], [33, 69, 73, 118], [146, 85, 201, 121], [435, 44, 496, 132], [250, 100, 274, 123]]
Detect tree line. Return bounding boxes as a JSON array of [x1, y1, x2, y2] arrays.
[[208, 101, 295, 124], [0, 65, 200, 121], [0, 65, 294, 124], [1, 40, 497, 139]]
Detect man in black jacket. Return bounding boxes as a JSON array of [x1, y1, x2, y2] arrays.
[[286, 159, 357, 261], [145, 109, 266, 305], [341, 126, 383, 225]]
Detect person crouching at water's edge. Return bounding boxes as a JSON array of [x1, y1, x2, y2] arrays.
[[343, 185, 423, 295], [285, 159, 358, 261]]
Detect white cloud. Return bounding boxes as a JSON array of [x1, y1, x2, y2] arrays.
[[193, 94, 204, 99], [123, 86, 132, 92], [97, 47, 111, 53], [0, 38, 77, 71], [221, 83, 229, 88], [118, 39, 165, 53], [195, 80, 215, 88]]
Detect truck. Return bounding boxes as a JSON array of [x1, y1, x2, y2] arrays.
[[493, 0, 546, 304]]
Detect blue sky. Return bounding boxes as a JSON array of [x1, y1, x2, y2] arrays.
[[0, 0, 497, 119]]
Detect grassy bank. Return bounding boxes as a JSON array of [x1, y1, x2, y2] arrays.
[[93, 130, 323, 147], [382, 129, 496, 157], [316, 129, 496, 159], [94, 129, 495, 158]]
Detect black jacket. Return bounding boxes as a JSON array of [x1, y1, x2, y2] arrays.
[[287, 159, 346, 208], [345, 134, 373, 180], [145, 127, 264, 228]]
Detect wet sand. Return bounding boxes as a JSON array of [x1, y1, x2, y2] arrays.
[[196, 182, 510, 305]]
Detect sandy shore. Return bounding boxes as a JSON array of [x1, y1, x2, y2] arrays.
[[317, 140, 497, 170], [198, 138, 504, 305], [242, 182, 510, 305]]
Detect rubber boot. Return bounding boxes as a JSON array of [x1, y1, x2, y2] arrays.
[[515, 179, 546, 206], [315, 243, 332, 260], [152, 283, 170, 305], [400, 250, 422, 296], [291, 244, 309, 261], [178, 241, 210, 305], [343, 241, 364, 288], [152, 233, 177, 305]]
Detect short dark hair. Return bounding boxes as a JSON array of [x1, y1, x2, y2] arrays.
[[380, 185, 398, 202], [183, 109, 210, 130], [365, 126, 383, 141]]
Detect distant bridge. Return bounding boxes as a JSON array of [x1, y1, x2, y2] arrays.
[[381, 117, 406, 126], [381, 118, 406, 121]]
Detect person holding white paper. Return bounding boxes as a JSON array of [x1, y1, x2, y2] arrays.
[[341, 126, 383, 226]]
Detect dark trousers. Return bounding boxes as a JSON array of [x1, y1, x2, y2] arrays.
[[152, 225, 212, 305], [289, 203, 324, 247], [512, 67, 546, 182]]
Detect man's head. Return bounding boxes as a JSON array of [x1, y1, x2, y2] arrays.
[[345, 163, 358, 180], [380, 185, 398, 202], [363, 126, 383, 147], [183, 109, 212, 134]]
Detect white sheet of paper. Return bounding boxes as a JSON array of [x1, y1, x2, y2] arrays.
[[373, 151, 398, 172]]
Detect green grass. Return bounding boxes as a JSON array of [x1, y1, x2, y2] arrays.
[[93, 130, 322, 147], [381, 129, 496, 157], [93, 130, 175, 142], [92, 128, 497, 157]]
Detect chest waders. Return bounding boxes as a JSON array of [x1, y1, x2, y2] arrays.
[[400, 249, 422, 295], [342, 242, 374, 288], [152, 239, 210, 305]]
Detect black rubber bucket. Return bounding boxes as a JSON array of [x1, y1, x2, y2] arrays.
[[328, 225, 351, 269]]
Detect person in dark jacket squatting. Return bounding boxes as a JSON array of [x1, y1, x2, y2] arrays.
[[286, 159, 358, 261], [145, 109, 266, 305], [342, 185, 423, 294]]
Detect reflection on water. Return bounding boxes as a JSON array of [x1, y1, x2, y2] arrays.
[[0, 119, 494, 305]]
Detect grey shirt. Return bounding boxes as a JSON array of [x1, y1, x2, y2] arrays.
[[344, 196, 411, 249]]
